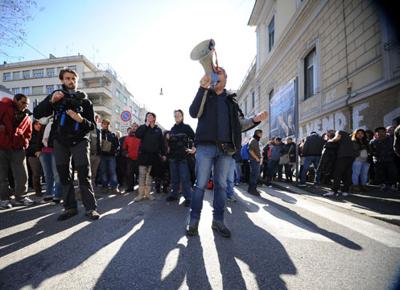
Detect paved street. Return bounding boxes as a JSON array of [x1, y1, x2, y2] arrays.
[[1, 185, 400, 290]]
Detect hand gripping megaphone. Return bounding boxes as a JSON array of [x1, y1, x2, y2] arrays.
[[190, 39, 219, 86]]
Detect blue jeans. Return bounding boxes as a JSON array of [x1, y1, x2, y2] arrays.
[[234, 161, 241, 184], [190, 144, 232, 222], [248, 159, 261, 191], [226, 158, 235, 198], [300, 156, 321, 184], [100, 156, 118, 188], [352, 160, 370, 185], [39, 152, 62, 198], [169, 159, 192, 200]]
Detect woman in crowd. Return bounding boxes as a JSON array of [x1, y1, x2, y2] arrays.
[[351, 129, 370, 192]]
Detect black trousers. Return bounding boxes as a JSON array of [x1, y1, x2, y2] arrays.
[[125, 159, 138, 190], [54, 140, 97, 211], [374, 161, 398, 186], [332, 157, 353, 193]]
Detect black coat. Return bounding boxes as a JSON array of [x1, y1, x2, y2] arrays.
[[135, 124, 165, 166]]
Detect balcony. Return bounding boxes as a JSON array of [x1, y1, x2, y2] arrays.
[[82, 71, 113, 82], [83, 86, 113, 100], [93, 105, 112, 117]]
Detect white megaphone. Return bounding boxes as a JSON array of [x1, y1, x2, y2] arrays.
[[190, 39, 219, 86]]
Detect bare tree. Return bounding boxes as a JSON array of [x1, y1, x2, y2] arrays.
[[0, 0, 44, 48]]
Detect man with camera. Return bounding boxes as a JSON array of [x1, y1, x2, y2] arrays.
[[33, 68, 100, 221], [188, 67, 268, 238], [166, 109, 195, 206]]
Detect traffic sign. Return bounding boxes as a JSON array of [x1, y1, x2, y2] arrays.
[[120, 110, 132, 122]]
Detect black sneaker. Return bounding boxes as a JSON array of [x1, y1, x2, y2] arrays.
[[57, 208, 78, 221], [186, 219, 199, 236], [248, 189, 260, 196], [86, 210, 100, 220], [212, 220, 231, 238], [166, 195, 179, 202]]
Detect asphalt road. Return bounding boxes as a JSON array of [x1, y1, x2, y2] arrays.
[[1, 185, 400, 290]]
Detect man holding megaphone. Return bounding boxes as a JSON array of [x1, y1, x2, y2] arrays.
[[188, 57, 268, 238]]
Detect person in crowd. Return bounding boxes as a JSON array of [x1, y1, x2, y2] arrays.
[[99, 119, 120, 194], [281, 137, 296, 182], [240, 141, 250, 183], [265, 137, 283, 186], [316, 130, 337, 185], [89, 114, 101, 189], [26, 120, 43, 202], [154, 130, 170, 194], [351, 129, 371, 192], [187, 67, 267, 238], [38, 117, 62, 203], [122, 123, 140, 193], [0, 94, 33, 209], [324, 130, 354, 197], [135, 112, 166, 201], [116, 128, 129, 186], [261, 141, 272, 182], [233, 151, 242, 186], [365, 129, 376, 184], [248, 129, 263, 195], [370, 127, 398, 191], [226, 154, 238, 202], [299, 131, 325, 186], [33, 68, 99, 220], [166, 109, 195, 206]]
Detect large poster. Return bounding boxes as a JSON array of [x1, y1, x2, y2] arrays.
[[269, 80, 296, 138]]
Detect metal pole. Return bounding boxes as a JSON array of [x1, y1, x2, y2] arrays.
[[294, 77, 300, 183]]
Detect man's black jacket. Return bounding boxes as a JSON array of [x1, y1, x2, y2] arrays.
[[189, 87, 259, 151], [33, 88, 95, 146]]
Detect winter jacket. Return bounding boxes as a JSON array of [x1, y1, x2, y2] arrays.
[[135, 124, 165, 165], [168, 122, 195, 160], [303, 133, 324, 156], [123, 133, 141, 161], [370, 135, 396, 163], [33, 86, 95, 146], [100, 129, 119, 156], [189, 87, 259, 152], [0, 97, 32, 150]]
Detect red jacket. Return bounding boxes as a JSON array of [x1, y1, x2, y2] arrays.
[[123, 134, 141, 160], [0, 97, 32, 150]]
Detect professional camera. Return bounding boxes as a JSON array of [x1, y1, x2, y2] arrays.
[[52, 90, 85, 131]]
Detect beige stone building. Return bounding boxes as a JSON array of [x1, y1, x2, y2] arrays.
[[238, 0, 400, 142], [0, 54, 146, 134]]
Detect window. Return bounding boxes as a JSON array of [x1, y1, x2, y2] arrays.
[[46, 85, 54, 94], [32, 69, 44, 78], [12, 71, 21, 80], [46, 68, 55, 77], [304, 48, 316, 99], [3, 72, 11, 81], [23, 70, 30, 79], [57, 67, 64, 73], [68, 65, 77, 71], [268, 16, 275, 52], [12, 88, 20, 94], [56, 84, 63, 90], [251, 91, 255, 108], [22, 87, 30, 95], [32, 86, 43, 95]]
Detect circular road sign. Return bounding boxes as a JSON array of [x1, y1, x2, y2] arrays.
[[120, 110, 132, 122]]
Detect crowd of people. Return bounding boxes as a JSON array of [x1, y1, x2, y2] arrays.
[[238, 126, 400, 197], [2, 66, 398, 238]]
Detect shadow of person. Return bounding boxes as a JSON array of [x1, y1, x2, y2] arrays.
[[0, 194, 123, 258], [0, 194, 147, 289], [259, 186, 297, 204], [211, 197, 297, 290], [93, 201, 212, 289], [240, 187, 362, 250]]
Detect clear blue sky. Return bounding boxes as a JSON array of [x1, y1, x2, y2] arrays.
[[1, 0, 256, 129]]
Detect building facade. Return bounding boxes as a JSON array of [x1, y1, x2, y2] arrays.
[[0, 54, 145, 134], [238, 0, 400, 142]]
